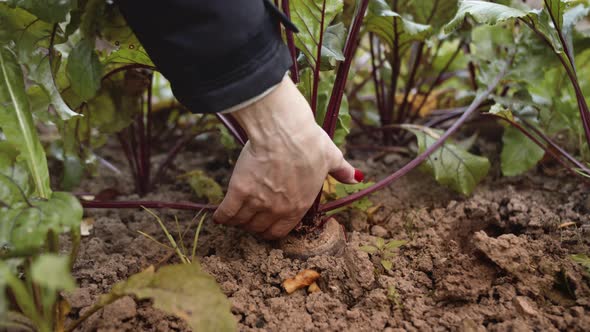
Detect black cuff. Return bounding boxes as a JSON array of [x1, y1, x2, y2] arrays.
[[171, 16, 292, 113]]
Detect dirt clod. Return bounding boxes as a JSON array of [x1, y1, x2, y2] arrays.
[[370, 225, 389, 237], [102, 296, 137, 322], [513, 296, 538, 316]]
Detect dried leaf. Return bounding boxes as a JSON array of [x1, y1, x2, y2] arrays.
[[80, 217, 94, 236], [394, 90, 443, 118], [322, 175, 339, 201], [558, 221, 576, 228], [307, 282, 320, 293], [283, 269, 320, 294], [366, 203, 383, 222], [55, 298, 71, 332]]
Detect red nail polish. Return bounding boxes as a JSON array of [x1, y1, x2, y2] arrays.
[[354, 169, 364, 182]]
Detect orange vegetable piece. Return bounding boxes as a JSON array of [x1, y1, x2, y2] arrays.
[[283, 269, 320, 294]]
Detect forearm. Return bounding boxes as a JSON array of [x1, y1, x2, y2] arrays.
[[117, 0, 292, 113]]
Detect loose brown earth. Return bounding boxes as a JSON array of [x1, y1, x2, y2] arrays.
[[63, 137, 590, 331]]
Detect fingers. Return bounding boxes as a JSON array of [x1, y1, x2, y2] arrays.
[[212, 189, 243, 225], [216, 201, 298, 240], [241, 212, 274, 233], [260, 217, 299, 240], [329, 157, 364, 184], [225, 205, 258, 226]]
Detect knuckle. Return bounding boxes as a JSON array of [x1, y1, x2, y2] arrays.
[[218, 204, 239, 219], [295, 202, 309, 213], [230, 185, 247, 199], [248, 199, 264, 210], [271, 206, 289, 216]]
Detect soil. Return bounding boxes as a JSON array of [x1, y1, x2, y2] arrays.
[[63, 136, 590, 332]]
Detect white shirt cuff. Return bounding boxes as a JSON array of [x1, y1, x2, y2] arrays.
[[219, 73, 288, 114]]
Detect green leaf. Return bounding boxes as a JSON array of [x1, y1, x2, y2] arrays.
[[0, 263, 8, 314], [571, 254, 590, 274], [445, 0, 567, 56], [290, 0, 343, 67], [99, 264, 236, 332], [0, 5, 60, 45], [320, 23, 346, 70], [444, 0, 529, 34], [365, 0, 432, 52], [380, 259, 393, 271], [545, 0, 565, 31], [489, 103, 514, 124], [333, 181, 374, 211], [0, 192, 82, 256], [406, 0, 459, 29], [6, 0, 76, 23], [298, 68, 351, 147], [375, 237, 385, 249], [0, 5, 77, 120], [31, 254, 76, 291], [404, 125, 490, 195], [60, 155, 84, 190], [67, 39, 103, 101], [500, 126, 545, 176], [80, 0, 105, 38], [97, 5, 154, 69], [178, 170, 224, 204], [0, 47, 51, 198], [359, 245, 378, 254], [0, 142, 32, 206], [385, 240, 406, 249], [562, 3, 590, 54], [24, 48, 79, 120]]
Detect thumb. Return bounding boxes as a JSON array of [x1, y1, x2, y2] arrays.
[[329, 156, 364, 185]]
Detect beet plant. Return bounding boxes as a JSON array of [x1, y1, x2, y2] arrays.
[[359, 0, 468, 144], [444, 0, 590, 178], [0, 1, 234, 330], [2, 0, 590, 329]]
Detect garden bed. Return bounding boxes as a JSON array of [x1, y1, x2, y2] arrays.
[[65, 139, 590, 331]]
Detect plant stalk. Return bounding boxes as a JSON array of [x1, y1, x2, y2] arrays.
[[311, 0, 327, 115], [320, 55, 513, 212], [281, 0, 300, 83], [397, 42, 424, 123], [215, 113, 247, 146], [152, 128, 218, 186], [485, 113, 590, 179], [322, 0, 370, 137], [80, 199, 216, 211]]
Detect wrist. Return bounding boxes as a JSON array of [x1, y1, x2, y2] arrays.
[[230, 76, 319, 148]]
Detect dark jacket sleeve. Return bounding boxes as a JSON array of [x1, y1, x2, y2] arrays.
[[117, 0, 292, 113]]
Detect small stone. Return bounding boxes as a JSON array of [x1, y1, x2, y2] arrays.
[[346, 309, 360, 320], [371, 225, 389, 238], [383, 154, 402, 165], [513, 296, 538, 316], [460, 319, 486, 332], [63, 287, 93, 309], [570, 306, 585, 318], [102, 296, 137, 321]]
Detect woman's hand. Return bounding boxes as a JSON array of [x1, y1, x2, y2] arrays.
[[212, 76, 362, 239]]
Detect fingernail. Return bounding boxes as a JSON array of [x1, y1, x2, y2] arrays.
[[354, 169, 364, 183]]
